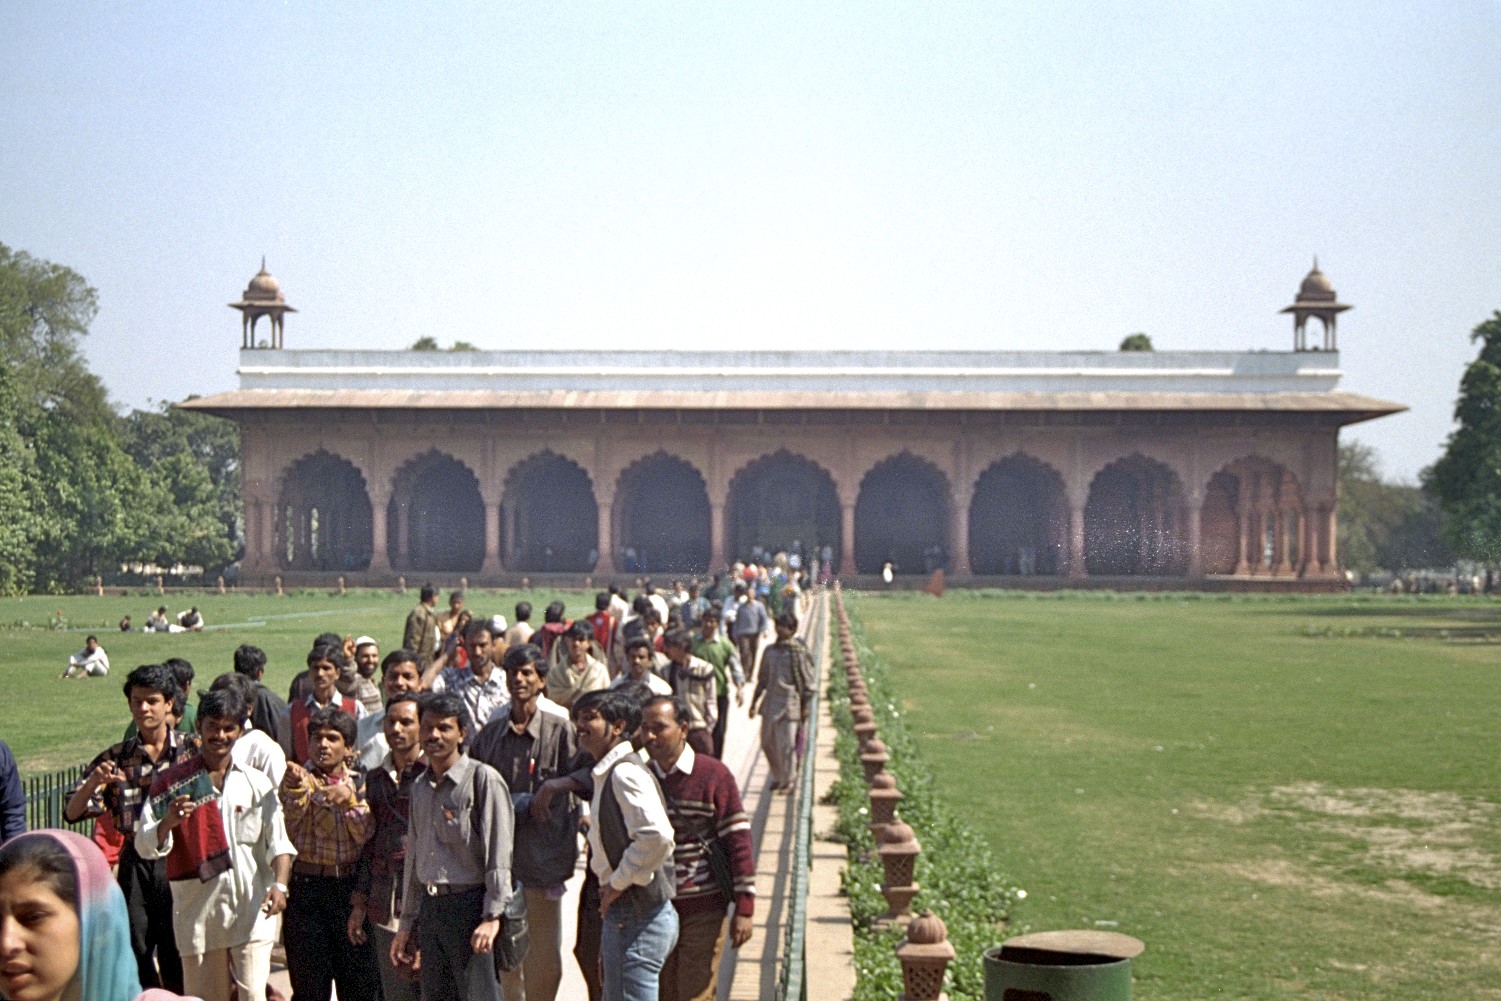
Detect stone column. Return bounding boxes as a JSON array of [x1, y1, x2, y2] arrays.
[[1067, 504, 1087, 578], [1299, 506, 1314, 577], [389, 503, 405, 569], [950, 492, 972, 577], [369, 492, 392, 573], [595, 494, 616, 574], [1324, 504, 1339, 577], [840, 500, 857, 575], [1186, 493, 1204, 577], [1234, 504, 1251, 575], [482, 500, 501, 575], [1274, 507, 1294, 576], [710, 501, 727, 572]]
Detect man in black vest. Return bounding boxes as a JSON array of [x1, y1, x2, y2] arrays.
[[573, 688, 677, 1001]]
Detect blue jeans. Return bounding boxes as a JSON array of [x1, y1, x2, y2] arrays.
[[600, 899, 679, 1001]]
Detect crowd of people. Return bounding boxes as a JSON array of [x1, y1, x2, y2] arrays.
[[14, 573, 815, 1001]]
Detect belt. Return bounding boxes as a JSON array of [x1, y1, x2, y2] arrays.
[[426, 882, 482, 897], [292, 860, 357, 878]]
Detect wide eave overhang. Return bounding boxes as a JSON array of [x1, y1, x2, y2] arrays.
[[180, 388, 1405, 427]]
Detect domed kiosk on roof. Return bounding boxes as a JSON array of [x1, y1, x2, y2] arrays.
[[1281, 258, 1350, 351], [229, 257, 296, 349]]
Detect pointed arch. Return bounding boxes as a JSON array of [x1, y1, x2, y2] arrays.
[[854, 452, 951, 574], [1201, 456, 1307, 576], [613, 452, 711, 574], [724, 449, 841, 567], [1084, 454, 1187, 576], [276, 450, 373, 572], [500, 451, 599, 572], [388, 450, 486, 572], [968, 454, 1068, 575]]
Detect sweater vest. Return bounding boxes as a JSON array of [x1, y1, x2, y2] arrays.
[[596, 757, 676, 918]]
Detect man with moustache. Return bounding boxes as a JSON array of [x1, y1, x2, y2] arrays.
[[426, 619, 507, 733], [350, 692, 426, 1001], [355, 649, 426, 771], [391, 691, 514, 1001], [135, 687, 295, 1001], [472, 644, 580, 1001]]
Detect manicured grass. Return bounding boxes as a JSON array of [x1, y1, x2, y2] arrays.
[[845, 590, 1501, 1001], [0, 587, 581, 774]]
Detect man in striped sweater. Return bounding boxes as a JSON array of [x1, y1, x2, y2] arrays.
[[640, 695, 756, 1001]]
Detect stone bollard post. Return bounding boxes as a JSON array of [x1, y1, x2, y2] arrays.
[[275, 575, 284, 596], [859, 737, 890, 784], [868, 771, 904, 840], [95, 576, 104, 596], [155, 574, 164, 595], [878, 821, 922, 922], [522, 576, 531, 590], [397, 575, 406, 594], [460, 576, 468, 592], [337, 575, 347, 595], [896, 910, 955, 1001], [584, 575, 592, 589], [217, 576, 226, 594]]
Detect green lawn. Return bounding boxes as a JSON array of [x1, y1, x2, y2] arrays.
[[0, 587, 582, 774], [845, 590, 1501, 1001]]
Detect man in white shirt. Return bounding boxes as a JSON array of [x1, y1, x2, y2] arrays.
[[574, 688, 678, 1001], [210, 673, 287, 786], [609, 636, 672, 697], [136, 686, 296, 1001], [62, 634, 110, 679]]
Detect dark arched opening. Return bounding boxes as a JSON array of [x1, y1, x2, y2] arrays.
[[725, 450, 841, 567], [277, 451, 373, 572], [1084, 455, 1187, 576], [968, 455, 1067, 575], [501, 452, 599, 572], [854, 454, 950, 573], [388, 451, 486, 573], [614, 453, 711, 574], [1200, 457, 1307, 576]]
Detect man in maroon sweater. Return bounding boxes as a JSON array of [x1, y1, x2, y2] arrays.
[[640, 695, 756, 1001]]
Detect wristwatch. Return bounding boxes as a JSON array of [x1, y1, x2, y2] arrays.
[[273, 882, 289, 894]]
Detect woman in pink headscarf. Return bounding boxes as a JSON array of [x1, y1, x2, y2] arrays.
[[0, 830, 194, 1001]]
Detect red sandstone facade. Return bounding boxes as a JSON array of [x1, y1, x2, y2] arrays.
[[186, 265, 1402, 588]]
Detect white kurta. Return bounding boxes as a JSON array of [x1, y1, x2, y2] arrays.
[[135, 762, 297, 956]]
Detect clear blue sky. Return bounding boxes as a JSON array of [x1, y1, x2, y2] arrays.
[[3, 2, 1497, 481]]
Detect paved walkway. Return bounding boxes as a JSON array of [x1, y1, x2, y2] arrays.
[[270, 592, 855, 1000]]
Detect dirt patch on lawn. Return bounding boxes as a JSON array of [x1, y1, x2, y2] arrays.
[[1265, 783, 1501, 891], [1196, 782, 1501, 894]]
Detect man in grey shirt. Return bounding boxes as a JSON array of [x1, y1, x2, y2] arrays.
[[390, 691, 514, 1001]]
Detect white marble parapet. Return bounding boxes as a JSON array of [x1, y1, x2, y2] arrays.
[[235, 348, 1343, 396]]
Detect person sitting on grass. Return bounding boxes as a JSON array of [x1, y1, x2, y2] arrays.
[[62, 635, 111, 679]]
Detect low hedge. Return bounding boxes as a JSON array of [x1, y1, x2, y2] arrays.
[[824, 616, 1025, 1001]]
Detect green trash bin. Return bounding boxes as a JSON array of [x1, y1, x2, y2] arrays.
[[983, 930, 1144, 1001]]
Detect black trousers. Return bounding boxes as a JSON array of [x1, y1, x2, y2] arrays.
[[284, 872, 378, 1001], [574, 868, 603, 1001], [418, 887, 503, 1001], [712, 693, 730, 759], [117, 842, 183, 992]]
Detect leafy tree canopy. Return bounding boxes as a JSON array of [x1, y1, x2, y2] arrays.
[[1119, 332, 1153, 351], [1425, 311, 1501, 563]]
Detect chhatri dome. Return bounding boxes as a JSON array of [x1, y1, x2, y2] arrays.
[[229, 257, 296, 349], [1281, 258, 1350, 351]]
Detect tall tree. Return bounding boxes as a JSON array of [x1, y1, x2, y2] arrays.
[[1426, 311, 1501, 564], [0, 243, 111, 424], [120, 402, 242, 572], [1341, 441, 1453, 573]]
